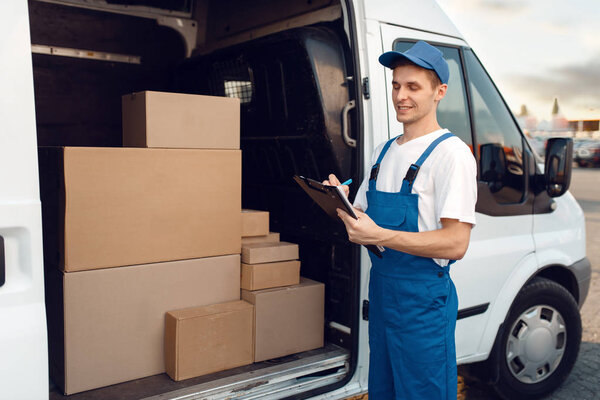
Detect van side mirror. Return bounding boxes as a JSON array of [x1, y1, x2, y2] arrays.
[[544, 138, 573, 197]]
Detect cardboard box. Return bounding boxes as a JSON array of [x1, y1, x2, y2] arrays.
[[45, 255, 241, 395], [241, 241, 299, 264], [241, 209, 270, 237], [241, 260, 301, 290], [241, 232, 280, 245], [38, 147, 241, 271], [122, 91, 240, 149], [241, 278, 324, 362], [165, 300, 253, 381]]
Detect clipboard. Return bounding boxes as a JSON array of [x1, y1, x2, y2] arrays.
[[293, 175, 383, 258]]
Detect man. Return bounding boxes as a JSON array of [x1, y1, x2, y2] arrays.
[[325, 41, 477, 399]]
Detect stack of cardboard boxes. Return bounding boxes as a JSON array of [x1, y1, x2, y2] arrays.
[[239, 211, 325, 363], [42, 91, 244, 394], [241, 210, 300, 291], [40, 91, 324, 395]]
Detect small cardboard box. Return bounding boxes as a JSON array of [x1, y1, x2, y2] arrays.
[[38, 147, 241, 271], [45, 255, 241, 395], [122, 91, 240, 149], [241, 241, 299, 264], [241, 232, 280, 245], [241, 278, 324, 362], [241, 209, 269, 237], [165, 300, 254, 381], [241, 260, 301, 290]]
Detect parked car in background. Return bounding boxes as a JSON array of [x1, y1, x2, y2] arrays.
[[574, 140, 600, 167]]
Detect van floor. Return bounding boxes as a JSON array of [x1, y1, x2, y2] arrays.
[[49, 343, 349, 399]]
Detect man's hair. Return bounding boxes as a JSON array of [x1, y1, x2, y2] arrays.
[[392, 58, 442, 89]]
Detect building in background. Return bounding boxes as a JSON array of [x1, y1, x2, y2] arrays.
[[568, 119, 600, 138]]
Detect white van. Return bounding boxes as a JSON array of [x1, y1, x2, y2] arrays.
[[0, 0, 590, 399]]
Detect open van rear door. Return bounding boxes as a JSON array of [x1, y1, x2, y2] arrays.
[[0, 2, 48, 399]]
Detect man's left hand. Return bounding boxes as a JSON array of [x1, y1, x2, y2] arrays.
[[336, 208, 384, 245]]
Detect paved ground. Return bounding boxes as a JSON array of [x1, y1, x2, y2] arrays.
[[347, 166, 600, 400], [457, 166, 600, 399]]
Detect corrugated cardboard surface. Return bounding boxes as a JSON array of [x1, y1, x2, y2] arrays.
[[122, 91, 240, 149], [39, 147, 241, 271], [241, 209, 269, 237], [241, 232, 280, 245], [241, 261, 301, 290], [165, 300, 253, 381], [241, 277, 324, 362], [241, 241, 299, 264], [46, 255, 241, 395]]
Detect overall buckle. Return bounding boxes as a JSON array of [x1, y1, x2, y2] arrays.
[[370, 164, 380, 181], [404, 164, 420, 184]]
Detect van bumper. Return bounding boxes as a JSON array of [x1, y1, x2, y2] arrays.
[[569, 257, 591, 308]]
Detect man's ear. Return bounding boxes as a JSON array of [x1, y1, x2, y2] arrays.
[[435, 84, 448, 102]]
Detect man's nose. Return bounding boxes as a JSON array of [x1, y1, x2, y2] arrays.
[[395, 86, 408, 102]]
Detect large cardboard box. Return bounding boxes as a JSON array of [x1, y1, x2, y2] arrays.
[[241, 260, 301, 291], [241, 278, 324, 362], [165, 300, 254, 381], [45, 255, 241, 395], [241, 241, 299, 264], [39, 147, 241, 271], [241, 209, 269, 237], [122, 91, 240, 149], [241, 232, 280, 245]]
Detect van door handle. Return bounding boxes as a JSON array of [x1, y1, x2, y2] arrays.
[[0, 235, 5, 287], [341, 100, 357, 148]]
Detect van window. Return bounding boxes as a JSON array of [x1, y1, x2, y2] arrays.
[[393, 42, 472, 147], [213, 59, 254, 104], [463, 49, 525, 204]]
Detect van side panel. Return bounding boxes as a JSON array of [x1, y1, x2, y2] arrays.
[[465, 252, 539, 363], [362, 0, 462, 39], [0, 1, 48, 399], [534, 193, 586, 270]]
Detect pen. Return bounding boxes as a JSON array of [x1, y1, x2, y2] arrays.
[[341, 179, 353, 186]]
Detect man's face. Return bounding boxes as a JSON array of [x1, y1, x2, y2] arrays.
[[391, 64, 447, 125]]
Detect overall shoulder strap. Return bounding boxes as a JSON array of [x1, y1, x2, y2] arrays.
[[400, 132, 454, 193], [369, 135, 400, 191]]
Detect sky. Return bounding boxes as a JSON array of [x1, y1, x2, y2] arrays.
[[436, 0, 600, 121]]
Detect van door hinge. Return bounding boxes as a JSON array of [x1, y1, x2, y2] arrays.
[[362, 299, 369, 321], [362, 77, 370, 100]]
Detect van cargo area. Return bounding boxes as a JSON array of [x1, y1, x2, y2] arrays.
[[29, 0, 360, 398]]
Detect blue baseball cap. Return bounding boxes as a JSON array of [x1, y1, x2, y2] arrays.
[[379, 41, 449, 84]]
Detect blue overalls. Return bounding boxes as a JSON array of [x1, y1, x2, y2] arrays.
[[366, 132, 459, 400]]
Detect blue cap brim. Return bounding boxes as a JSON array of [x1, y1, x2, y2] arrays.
[[378, 51, 435, 72]]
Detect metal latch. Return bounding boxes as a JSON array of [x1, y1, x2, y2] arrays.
[[362, 77, 370, 100], [362, 299, 369, 321]]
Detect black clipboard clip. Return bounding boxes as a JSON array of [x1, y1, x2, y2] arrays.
[[293, 175, 383, 258]]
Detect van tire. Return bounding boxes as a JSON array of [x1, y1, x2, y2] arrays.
[[492, 278, 581, 400]]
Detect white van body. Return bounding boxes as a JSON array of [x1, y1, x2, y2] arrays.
[[0, 0, 589, 399]]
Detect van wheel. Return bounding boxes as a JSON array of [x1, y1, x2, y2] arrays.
[[492, 278, 581, 400]]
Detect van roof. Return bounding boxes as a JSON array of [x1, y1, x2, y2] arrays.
[[362, 0, 464, 41]]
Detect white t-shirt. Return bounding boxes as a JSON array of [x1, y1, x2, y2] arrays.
[[353, 129, 477, 267]]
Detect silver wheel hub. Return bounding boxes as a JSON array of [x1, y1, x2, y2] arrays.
[[506, 305, 566, 384]]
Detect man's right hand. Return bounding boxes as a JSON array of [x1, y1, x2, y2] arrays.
[[323, 174, 350, 197]]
